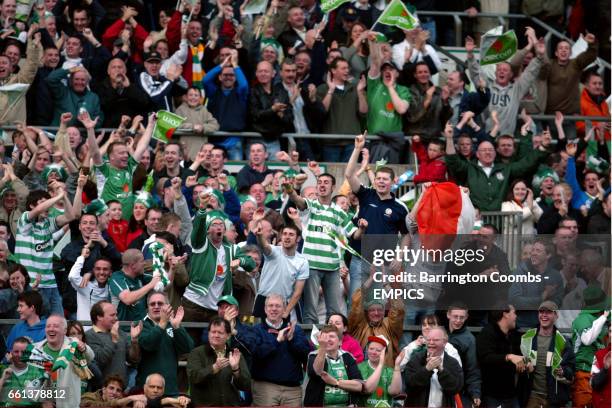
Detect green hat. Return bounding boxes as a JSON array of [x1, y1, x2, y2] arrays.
[[83, 199, 108, 216], [239, 195, 257, 205], [0, 184, 14, 198], [586, 156, 610, 175], [284, 169, 298, 178], [532, 167, 559, 195], [205, 210, 229, 231], [210, 189, 225, 209], [41, 164, 68, 182], [217, 295, 239, 307], [197, 176, 209, 185], [261, 38, 284, 62], [135, 191, 154, 208], [582, 285, 610, 312]]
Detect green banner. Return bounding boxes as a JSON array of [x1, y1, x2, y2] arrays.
[[376, 0, 419, 31], [480, 28, 518, 66], [243, 0, 269, 15], [321, 0, 350, 14], [153, 110, 186, 143]]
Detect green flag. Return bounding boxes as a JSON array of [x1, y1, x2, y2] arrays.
[[321, 0, 350, 13], [243, 0, 269, 15], [0, 83, 29, 122], [376, 0, 419, 31], [480, 27, 518, 66], [153, 110, 186, 143]]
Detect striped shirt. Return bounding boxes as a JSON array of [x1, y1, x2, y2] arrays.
[[300, 198, 357, 271], [15, 212, 59, 288]]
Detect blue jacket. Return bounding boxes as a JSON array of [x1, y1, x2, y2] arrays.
[[566, 157, 594, 210], [6, 318, 47, 351], [251, 320, 311, 386]]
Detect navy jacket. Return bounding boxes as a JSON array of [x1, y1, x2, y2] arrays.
[[250, 320, 311, 386]]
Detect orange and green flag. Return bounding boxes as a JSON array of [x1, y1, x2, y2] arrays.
[[375, 0, 419, 31]]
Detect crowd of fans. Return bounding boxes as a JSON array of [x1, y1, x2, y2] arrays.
[[0, 0, 610, 407]]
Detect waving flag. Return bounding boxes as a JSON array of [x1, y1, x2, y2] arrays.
[[375, 0, 419, 31], [480, 26, 518, 66], [321, 0, 350, 13], [153, 110, 185, 143]]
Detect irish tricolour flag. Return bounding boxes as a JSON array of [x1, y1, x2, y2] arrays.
[[416, 182, 476, 250]]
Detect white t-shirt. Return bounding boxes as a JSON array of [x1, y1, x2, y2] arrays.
[[257, 246, 309, 301]]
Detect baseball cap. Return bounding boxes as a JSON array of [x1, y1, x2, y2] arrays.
[[538, 301, 558, 312], [381, 60, 400, 71], [217, 295, 239, 307], [339, 4, 359, 22], [144, 51, 162, 63]]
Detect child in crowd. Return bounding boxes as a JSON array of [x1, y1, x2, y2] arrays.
[[106, 200, 128, 253], [411, 135, 447, 183]]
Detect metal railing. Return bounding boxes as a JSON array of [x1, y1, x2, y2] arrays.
[[417, 10, 611, 70], [481, 211, 524, 269]]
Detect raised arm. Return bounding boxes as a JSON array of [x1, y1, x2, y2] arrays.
[[368, 37, 382, 79], [80, 112, 102, 166], [255, 221, 272, 256], [345, 134, 366, 194], [132, 113, 156, 162]]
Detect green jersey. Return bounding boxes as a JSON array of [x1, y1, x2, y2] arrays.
[[301, 198, 357, 271], [109, 270, 152, 322], [366, 77, 411, 135], [0, 364, 50, 407], [324, 355, 350, 407], [358, 361, 394, 407], [14, 212, 59, 288], [95, 156, 140, 220]]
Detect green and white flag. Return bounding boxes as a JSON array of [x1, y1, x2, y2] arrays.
[[0, 83, 30, 122], [21, 343, 53, 365], [325, 227, 372, 266], [152, 110, 185, 143], [243, 0, 269, 15], [480, 26, 518, 66], [321, 0, 350, 14], [375, 0, 419, 31], [15, 0, 35, 22]]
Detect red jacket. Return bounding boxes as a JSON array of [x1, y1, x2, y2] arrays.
[[107, 219, 129, 253], [577, 88, 611, 140], [102, 18, 148, 65], [412, 140, 447, 183], [592, 346, 611, 408], [167, 11, 195, 87]]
